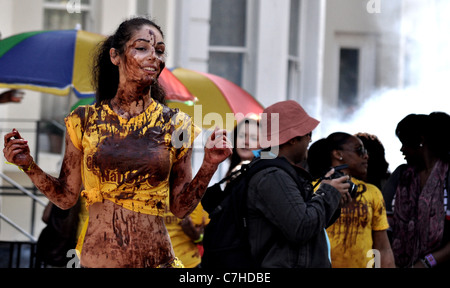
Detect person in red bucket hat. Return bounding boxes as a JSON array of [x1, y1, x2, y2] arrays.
[[245, 100, 352, 267], [260, 100, 320, 150]]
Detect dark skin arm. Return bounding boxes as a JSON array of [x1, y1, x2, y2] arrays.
[[372, 230, 395, 268], [169, 127, 232, 218], [3, 129, 82, 209], [412, 241, 450, 268]]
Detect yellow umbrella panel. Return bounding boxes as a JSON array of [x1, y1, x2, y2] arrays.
[[168, 68, 264, 130]]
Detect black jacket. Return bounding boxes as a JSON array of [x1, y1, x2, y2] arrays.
[[247, 158, 341, 268]]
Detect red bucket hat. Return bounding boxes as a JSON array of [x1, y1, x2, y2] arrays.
[[260, 100, 319, 148]]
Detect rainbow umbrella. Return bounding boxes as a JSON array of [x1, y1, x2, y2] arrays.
[[167, 68, 264, 129], [0, 29, 196, 104], [0, 29, 103, 97]]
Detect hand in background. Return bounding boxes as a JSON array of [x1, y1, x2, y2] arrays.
[[0, 90, 24, 104]]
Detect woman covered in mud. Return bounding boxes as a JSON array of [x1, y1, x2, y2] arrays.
[[307, 132, 395, 268], [3, 17, 232, 268]]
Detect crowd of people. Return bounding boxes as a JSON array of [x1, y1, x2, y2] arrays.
[[2, 16, 450, 268]]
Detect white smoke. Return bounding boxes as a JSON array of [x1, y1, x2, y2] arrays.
[[317, 0, 450, 172]]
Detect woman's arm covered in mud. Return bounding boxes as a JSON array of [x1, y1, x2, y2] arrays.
[[169, 128, 232, 218], [3, 129, 83, 209]]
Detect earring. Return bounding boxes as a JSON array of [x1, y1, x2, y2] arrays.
[[339, 157, 343, 160], [419, 144, 423, 147]]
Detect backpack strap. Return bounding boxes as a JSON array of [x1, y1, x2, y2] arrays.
[[202, 157, 302, 214], [246, 157, 305, 190]]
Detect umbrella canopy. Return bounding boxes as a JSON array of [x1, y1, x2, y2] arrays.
[[0, 29, 103, 97], [167, 68, 264, 129], [0, 29, 196, 104], [158, 68, 197, 105]]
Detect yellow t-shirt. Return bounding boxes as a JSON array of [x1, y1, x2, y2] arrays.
[[67, 101, 200, 256], [163, 195, 210, 268], [65, 101, 200, 216], [315, 178, 389, 268]]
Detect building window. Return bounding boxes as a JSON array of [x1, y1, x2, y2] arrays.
[[209, 0, 247, 86], [43, 0, 91, 30], [334, 32, 376, 119], [287, 0, 301, 100], [338, 48, 359, 111]]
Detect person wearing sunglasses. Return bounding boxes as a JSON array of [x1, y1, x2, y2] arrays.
[[307, 132, 395, 268]]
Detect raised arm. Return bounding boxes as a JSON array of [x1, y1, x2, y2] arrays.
[[3, 129, 83, 209], [169, 128, 232, 218]]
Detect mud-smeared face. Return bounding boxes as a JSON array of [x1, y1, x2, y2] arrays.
[[114, 25, 166, 87]]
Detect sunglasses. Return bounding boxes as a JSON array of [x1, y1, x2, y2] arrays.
[[341, 146, 368, 157]]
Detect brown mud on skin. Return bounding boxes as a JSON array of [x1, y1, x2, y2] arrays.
[[92, 120, 171, 189], [82, 201, 174, 268], [118, 28, 164, 99], [28, 131, 80, 209], [112, 205, 132, 246], [169, 151, 212, 217], [74, 103, 179, 190]]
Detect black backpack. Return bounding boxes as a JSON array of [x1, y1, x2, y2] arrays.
[[200, 157, 304, 269]]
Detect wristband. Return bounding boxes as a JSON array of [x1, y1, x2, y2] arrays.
[[193, 233, 204, 244], [424, 254, 437, 268], [5, 161, 35, 172]]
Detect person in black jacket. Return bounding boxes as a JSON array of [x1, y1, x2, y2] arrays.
[[246, 100, 351, 268]]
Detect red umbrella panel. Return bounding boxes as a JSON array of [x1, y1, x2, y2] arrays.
[[158, 68, 197, 104]]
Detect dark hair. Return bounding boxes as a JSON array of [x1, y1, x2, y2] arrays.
[[307, 132, 353, 179], [356, 133, 390, 189], [92, 17, 167, 105], [425, 112, 450, 161], [307, 138, 331, 179], [395, 113, 428, 149]]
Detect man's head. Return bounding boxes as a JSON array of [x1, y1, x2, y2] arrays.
[[259, 100, 319, 162]]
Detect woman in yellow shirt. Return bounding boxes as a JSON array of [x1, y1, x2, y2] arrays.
[[307, 132, 395, 268], [3, 17, 231, 268]]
